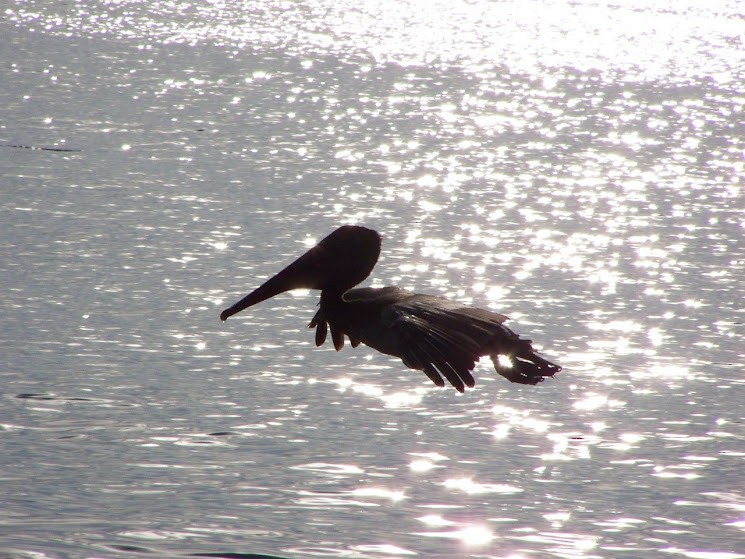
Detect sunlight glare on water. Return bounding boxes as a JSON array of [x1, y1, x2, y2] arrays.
[[3, 0, 745, 558]]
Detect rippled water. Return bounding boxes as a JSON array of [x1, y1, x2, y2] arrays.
[[2, 1, 744, 558]]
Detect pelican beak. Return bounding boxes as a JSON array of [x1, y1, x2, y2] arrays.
[[220, 225, 380, 322], [220, 244, 325, 321]]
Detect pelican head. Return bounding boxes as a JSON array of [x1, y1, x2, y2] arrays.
[[220, 225, 381, 321]]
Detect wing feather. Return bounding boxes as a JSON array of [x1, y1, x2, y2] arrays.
[[311, 288, 559, 390], [315, 320, 327, 347], [309, 311, 328, 347], [383, 294, 559, 390], [331, 324, 345, 351]]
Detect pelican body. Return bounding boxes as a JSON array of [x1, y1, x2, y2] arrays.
[[220, 225, 560, 392]]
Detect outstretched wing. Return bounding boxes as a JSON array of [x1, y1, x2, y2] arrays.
[[382, 295, 560, 392]]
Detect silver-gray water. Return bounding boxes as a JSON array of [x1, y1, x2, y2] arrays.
[[2, 1, 744, 558]]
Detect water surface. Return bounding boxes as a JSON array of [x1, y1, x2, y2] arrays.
[[2, 1, 744, 558]]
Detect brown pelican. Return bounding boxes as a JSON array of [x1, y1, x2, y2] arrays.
[[220, 225, 561, 392]]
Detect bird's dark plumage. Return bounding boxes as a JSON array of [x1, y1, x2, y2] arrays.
[[221, 225, 561, 392]]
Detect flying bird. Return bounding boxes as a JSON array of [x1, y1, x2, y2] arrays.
[[220, 225, 561, 392]]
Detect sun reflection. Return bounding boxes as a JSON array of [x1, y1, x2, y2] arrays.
[[442, 477, 523, 495], [352, 543, 417, 556], [331, 378, 425, 408], [352, 487, 406, 503], [542, 432, 600, 461], [491, 423, 511, 440], [491, 404, 553, 437], [573, 393, 610, 411], [290, 462, 364, 476], [587, 320, 641, 334], [662, 548, 745, 559], [630, 363, 691, 380], [418, 514, 455, 527], [544, 511, 572, 528], [409, 452, 448, 473], [415, 522, 495, 546], [622, 433, 645, 444], [652, 466, 701, 480], [409, 459, 438, 473], [457, 524, 495, 546]]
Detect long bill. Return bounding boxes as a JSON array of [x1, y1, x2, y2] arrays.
[[220, 225, 381, 322], [220, 247, 324, 321]]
